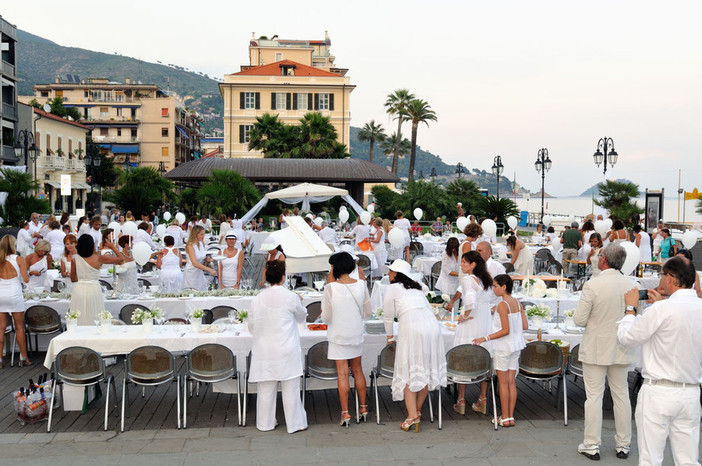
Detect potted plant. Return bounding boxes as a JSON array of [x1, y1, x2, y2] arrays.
[[525, 304, 551, 328], [98, 310, 112, 333], [65, 309, 80, 332], [190, 308, 204, 332], [564, 309, 576, 328], [238, 309, 249, 332]]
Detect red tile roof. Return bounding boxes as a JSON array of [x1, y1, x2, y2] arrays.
[[233, 60, 339, 77], [32, 107, 91, 130], [202, 149, 220, 158]]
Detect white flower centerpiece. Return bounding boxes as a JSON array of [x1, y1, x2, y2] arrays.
[[190, 308, 205, 332], [525, 304, 551, 328], [564, 309, 576, 328], [97, 310, 112, 334], [65, 309, 80, 332], [525, 278, 548, 298], [131, 307, 163, 332], [238, 309, 249, 331]]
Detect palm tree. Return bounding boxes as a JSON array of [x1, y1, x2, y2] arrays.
[[196, 169, 261, 217], [0, 169, 49, 226], [404, 99, 437, 181], [248, 113, 284, 154], [108, 166, 177, 214], [380, 133, 411, 160], [357, 120, 386, 164], [384, 89, 415, 175], [293, 112, 340, 158]]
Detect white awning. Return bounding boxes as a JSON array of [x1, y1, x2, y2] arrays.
[[264, 183, 348, 200], [71, 182, 91, 190], [44, 181, 61, 189]]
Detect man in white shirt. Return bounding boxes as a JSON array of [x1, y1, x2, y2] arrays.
[[197, 215, 212, 233], [134, 222, 157, 250], [618, 257, 702, 466], [88, 215, 102, 251], [28, 212, 42, 239], [476, 241, 506, 278], [317, 220, 338, 246]]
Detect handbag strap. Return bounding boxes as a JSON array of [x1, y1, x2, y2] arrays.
[[342, 282, 364, 317]]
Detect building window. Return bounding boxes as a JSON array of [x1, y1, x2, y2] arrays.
[[131, 108, 137, 119], [46, 134, 51, 150], [275, 93, 286, 110], [295, 93, 308, 110], [244, 92, 256, 109], [162, 147, 169, 156], [57, 137, 62, 151], [318, 93, 330, 110], [161, 108, 169, 117], [162, 128, 169, 137], [131, 129, 137, 138], [83, 108, 89, 119], [239, 125, 253, 144], [68, 140, 72, 153], [100, 107, 109, 118], [275, 52, 283, 61], [100, 128, 108, 136], [84, 91, 89, 98], [41, 91, 49, 98], [117, 129, 122, 137], [116, 107, 123, 117]]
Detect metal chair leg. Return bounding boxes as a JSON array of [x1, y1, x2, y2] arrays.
[[372, 374, 380, 425], [236, 374, 242, 427], [562, 373, 568, 426], [428, 390, 434, 423], [490, 375, 498, 430], [183, 375, 188, 429], [438, 387, 442, 430], [176, 376, 181, 429], [47, 379, 57, 432], [120, 378, 127, 432], [243, 372, 248, 427]]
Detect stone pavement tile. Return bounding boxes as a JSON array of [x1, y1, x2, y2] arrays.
[[206, 426, 244, 438], [140, 438, 186, 454], [490, 440, 536, 458], [0, 433, 24, 444], [0, 443, 43, 458], [249, 433, 307, 450], [42, 454, 121, 466], [246, 447, 317, 464], [69, 431, 118, 442], [113, 429, 157, 441], [529, 426, 585, 443], [487, 457, 551, 466], [184, 451, 254, 465], [19, 432, 56, 443], [182, 436, 250, 452], [119, 453, 186, 466], [528, 419, 584, 429], [153, 427, 210, 440]]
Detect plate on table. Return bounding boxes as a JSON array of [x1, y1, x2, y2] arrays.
[[138, 296, 156, 301], [307, 323, 328, 331], [443, 322, 457, 332], [40, 297, 59, 302], [525, 328, 548, 334], [564, 326, 584, 334], [178, 296, 193, 300]]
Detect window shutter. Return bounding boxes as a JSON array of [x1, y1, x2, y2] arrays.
[[314, 93, 319, 110], [240, 92, 245, 109], [271, 93, 276, 110], [255, 92, 261, 109], [329, 93, 335, 111], [286, 93, 291, 110], [292, 93, 298, 110], [239, 125, 245, 143], [308, 93, 313, 109]]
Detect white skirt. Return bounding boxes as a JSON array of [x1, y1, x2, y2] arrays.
[[327, 342, 362, 360]]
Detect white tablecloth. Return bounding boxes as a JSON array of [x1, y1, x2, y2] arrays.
[[413, 256, 440, 276], [416, 238, 445, 256]]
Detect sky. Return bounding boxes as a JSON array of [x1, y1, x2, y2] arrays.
[[3, 0, 702, 198]]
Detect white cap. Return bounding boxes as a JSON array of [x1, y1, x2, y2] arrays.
[[388, 259, 412, 277]]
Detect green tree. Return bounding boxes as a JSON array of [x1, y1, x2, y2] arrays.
[[0, 169, 50, 226], [394, 180, 447, 220], [404, 99, 437, 182], [443, 178, 482, 217], [594, 180, 643, 225], [107, 167, 176, 214], [379, 133, 411, 162], [248, 114, 288, 157], [384, 89, 415, 175], [179, 188, 199, 216], [474, 195, 520, 227], [196, 169, 261, 218], [357, 120, 386, 164], [370, 184, 401, 219], [85, 136, 118, 189], [48, 97, 82, 122], [291, 113, 347, 159]]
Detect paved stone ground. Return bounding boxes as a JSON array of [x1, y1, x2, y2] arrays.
[[0, 418, 686, 465]]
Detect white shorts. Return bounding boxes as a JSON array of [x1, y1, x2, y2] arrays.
[[493, 350, 521, 372]]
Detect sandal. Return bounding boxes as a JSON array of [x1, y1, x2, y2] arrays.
[[498, 416, 514, 427], [453, 398, 466, 415], [359, 405, 368, 423], [471, 396, 487, 415], [339, 410, 352, 427], [400, 417, 420, 433]]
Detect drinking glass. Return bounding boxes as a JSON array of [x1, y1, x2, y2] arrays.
[[228, 310, 237, 330], [313, 280, 324, 292], [94, 317, 101, 333], [290, 276, 297, 290], [56, 281, 66, 292]]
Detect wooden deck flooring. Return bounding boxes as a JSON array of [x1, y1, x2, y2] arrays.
[[0, 353, 631, 433]]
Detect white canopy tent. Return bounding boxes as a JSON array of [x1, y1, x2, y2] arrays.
[[240, 182, 364, 224], [260, 215, 332, 274]]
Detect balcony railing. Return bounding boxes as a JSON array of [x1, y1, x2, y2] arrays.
[[91, 136, 140, 143], [1, 60, 15, 78], [83, 116, 139, 124], [87, 97, 137, 103], [2, 102, 17, 120]]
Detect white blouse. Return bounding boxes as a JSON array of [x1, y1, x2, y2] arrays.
[[321, 281, 371, 346]]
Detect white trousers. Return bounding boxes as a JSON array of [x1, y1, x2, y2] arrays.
[[582, 362, 632, 451], [636, 384, 701, 466], [256, 378, 307, 434]]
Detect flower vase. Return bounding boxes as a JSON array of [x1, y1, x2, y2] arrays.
[[142, 318, 153, 333], [566, 316, 575, 328], [242, 320, 249, 333], [66, 319, 77, 333], [100, 319, 112, 334], [531, 316, 544, 329], [190, 317, 202, 332]]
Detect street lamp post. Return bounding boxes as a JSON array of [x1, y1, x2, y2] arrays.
[[84, 153, 101, 215], [491, 155, 504, 201], [455, 162, 466, 179], [430, 167, 437, 184], [592, 137, 618, 177], [534, 148, 552, 224], [14, 129, 40, 184]]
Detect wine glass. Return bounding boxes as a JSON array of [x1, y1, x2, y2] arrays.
[[290, 276, 297, 290], [94, 317, 101, 333], [56, 281, 66, 293], [228, 310, 237, 330], [313, 280, 324, 292]]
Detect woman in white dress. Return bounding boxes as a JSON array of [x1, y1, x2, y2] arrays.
[[183, 226, 216, 291], [165, 219, 184, 247], [45, 220, 65, 259], [114, 236, 139, 296], [472, 274, 527, 427], [218, 232, 243, 289], [607, 219, 628, 245], [70, 235, 123, 325], [393, 211, 412, 262], [507, 234, 534, 275], [586, 233, 603, 278], [157, 235, 183, 292], [351, 222, 371, 251], [25, 240, 52, 291], [370, 218, 387, 275], [383, 260, 447, 432], [248, 260, 308, 433], [259, 244, 285, 288], [16, 221, 33, 257], [0, 235, 30, 366], [59, 234, 77, 291], [435, 237, 460, 295], [321, 252, 372, 426], [445, 251, 494, 415]]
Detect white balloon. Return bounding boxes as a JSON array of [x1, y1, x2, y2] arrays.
[[388, 228, 405, 248], [132, 242, 153, 266], [155, 224, 167, 238], [340, 206, 347, 211], [314, 217, 324, 227], [338, 210, 349, 224], [604, 218, 613, 231], [163, 212, 172, 221], [413, 208, 423, 221], [542, 215, 552, 227], [682, 230, 698, 249], [360, 211, 371, 225], [175, 212, 186, 224], [456, 216, 469, 232], [620, 241, 640, 276], [122, 221, 138, 237], [107, 221, 121, 236], [481, 219, 497, 238], [367, 204, 375, 214], [507, 216, 518, 230]]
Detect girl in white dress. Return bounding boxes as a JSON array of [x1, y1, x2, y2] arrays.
[[16, 221, 33, 257], [183, 226, 216, 291], [321, 252, 372, 426], [435, 237, 460, 295], [59, 234, 77, 291], [445, 251, 494, 415], [165, 219, 184, 247], [259, 245, 285, 288], [218, 232, 243, 289], [114, 236, 139, 296], [507, 234, 534, 275], [473, 274, 527, 427], [370, 218, 387, 275], [0, 235, 30, 366], [157, 235, 183, 292], [383, 260, 447, 432], [248, 260, 308, 434], [393, 211, 412, 262], [26, 240, 51, 291], [45, 220, 65, 259]]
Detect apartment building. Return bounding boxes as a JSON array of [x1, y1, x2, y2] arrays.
[[20, 77, 202, 171], [219, 32, 354, 158], [0, 15, 18, 165]]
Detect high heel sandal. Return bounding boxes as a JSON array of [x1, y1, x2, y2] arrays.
[[453, 398, 466, 415], [339, 410, 352, 427], [18, 356, 32, 367], [359, 405, 368, 423], [471, 396, 487, 415], [400, 417, 420, 433]]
